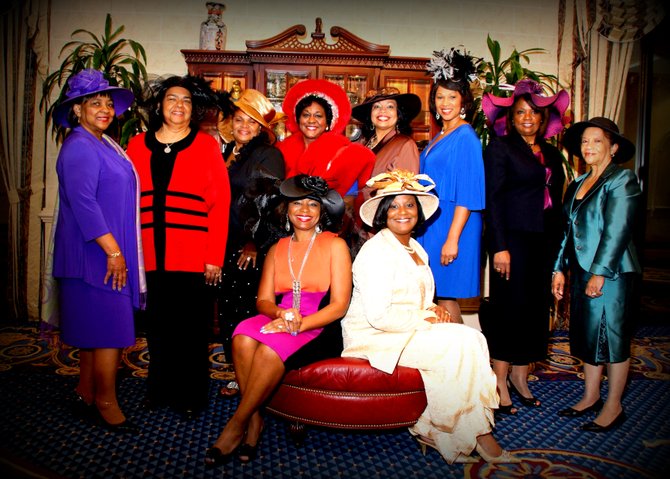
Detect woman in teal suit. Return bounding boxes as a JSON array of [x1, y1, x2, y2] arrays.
[[552, 117, 641, 432]]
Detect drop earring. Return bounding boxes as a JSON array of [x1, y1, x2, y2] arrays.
[[435, 112, 441, 120], [285, 216, 291, 232], [459, 107, 466, 119], [316, 224, 322, 234]]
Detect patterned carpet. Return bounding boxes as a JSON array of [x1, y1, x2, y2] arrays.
[[1, 325, 669, 478]]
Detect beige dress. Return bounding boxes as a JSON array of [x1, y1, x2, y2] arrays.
[[341, 228, 498, 463]]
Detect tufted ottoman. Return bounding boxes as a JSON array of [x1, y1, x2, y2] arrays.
[[266, 356, 427, 444]]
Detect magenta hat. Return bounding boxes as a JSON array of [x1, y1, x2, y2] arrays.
[[482, 79, 570, 138], [53, 69, 135, 128]]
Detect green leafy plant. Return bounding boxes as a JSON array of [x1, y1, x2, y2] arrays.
[[472, 35, 561, 148], [40, 14, 149, 147]]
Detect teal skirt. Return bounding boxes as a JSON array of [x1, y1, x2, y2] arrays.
[[568, 266, 638, 364]]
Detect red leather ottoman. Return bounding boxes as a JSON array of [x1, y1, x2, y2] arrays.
[[266, 356, 427, 443]]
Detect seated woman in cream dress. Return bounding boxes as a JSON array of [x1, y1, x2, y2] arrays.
[[341, 170, 520, 465]]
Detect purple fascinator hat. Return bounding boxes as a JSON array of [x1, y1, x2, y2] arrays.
[[482, 79, 570, 138], [53, 69, 135, 128]]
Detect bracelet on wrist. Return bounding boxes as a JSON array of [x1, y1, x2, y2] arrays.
[[107, 251, 122, 258]]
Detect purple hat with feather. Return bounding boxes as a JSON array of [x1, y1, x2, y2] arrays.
[[482, 79, 570, 138], [53, 69, 135, 128]]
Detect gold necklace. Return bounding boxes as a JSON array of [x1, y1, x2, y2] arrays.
[[158, 128, 190, 153]]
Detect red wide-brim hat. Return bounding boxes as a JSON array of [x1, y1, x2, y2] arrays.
[[281, 79, 352, 135]]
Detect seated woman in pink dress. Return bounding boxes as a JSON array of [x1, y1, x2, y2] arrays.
[[205, 175, 352, 467]]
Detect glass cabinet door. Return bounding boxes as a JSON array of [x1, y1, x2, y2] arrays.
[[380, 73, 433, 147], [319, 67, 376, 107], [257, 65, 316, 110]]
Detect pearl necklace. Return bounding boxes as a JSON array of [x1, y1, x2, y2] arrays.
[[403, 244, 415, 254]]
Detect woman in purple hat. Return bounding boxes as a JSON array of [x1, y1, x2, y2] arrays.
[[552, 117, 640, 432], [50, 69, 146, 433], [416, 48, 485, 325], [480, 79, 569, 415]]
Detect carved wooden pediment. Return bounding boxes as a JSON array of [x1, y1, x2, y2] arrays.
[[246, 18, 390, 55]]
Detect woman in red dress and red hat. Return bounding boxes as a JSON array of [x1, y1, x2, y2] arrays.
[[277, 79, 375, 225], [480, 79, 569, 416]]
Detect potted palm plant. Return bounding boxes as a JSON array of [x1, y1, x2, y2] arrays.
[[40, 14, 149, 147]]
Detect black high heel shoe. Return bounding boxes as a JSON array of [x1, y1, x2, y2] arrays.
[[495, 403, 518, 416], [204, 446, 236, 468], [581, 409, 626, 432], [238, 424, 264, 463], [558, 398, 603, 417], [507, 379, 541, 407], [95, 402, 139, 434], [71, 393, 96, 420]]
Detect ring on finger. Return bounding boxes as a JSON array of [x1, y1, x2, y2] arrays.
[[246, 256, 251, 262]]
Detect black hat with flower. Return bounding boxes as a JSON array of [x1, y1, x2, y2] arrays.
[[280, 175, 345, 231]]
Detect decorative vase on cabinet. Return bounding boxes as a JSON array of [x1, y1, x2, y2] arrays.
[[199, 2, 227, 50]]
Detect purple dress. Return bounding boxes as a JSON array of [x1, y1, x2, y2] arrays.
[[53, 127, 141, 348]]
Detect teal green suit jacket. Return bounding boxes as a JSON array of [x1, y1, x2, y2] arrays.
[[554, 163, 641, 278]]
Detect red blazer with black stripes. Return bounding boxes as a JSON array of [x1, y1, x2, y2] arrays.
[[127, 131, 230, 272]]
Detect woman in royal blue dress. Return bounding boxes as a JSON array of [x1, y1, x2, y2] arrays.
[[417, 48, 485, 324]]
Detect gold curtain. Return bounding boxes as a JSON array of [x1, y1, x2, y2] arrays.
[[0, 0, 49, 319], [558, 0, 665, 131]]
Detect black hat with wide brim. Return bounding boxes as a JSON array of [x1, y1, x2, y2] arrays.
[[280, 175, 345, 228], [351, 91, 422, 124], [563, 117, 635, 163]]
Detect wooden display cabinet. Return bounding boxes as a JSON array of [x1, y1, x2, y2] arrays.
[[182, 18, 436, 143]]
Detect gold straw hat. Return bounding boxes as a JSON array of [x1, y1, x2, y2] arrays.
[[359, 169, 439, 227], [218, 88, 285, 143]]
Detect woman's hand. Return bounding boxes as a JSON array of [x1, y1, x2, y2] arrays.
[[585, 274, 604, 299], [552, 271, 565, 300], [236, 242, 258, 270], [260, 308, 303, 335], [104, 254, 127, 291], [204, 263, 222, 286], [493, 250, 511, 280], [440, 238, 459, 266], [425, 305, 452, 323]]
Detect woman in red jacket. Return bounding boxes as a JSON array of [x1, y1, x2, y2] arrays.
[[127, 75, 230, 419], [278, 79, 375, 228]]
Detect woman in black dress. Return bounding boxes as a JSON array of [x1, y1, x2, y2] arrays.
[[480, 80, 569, 415], [216, 89, 285, 395]]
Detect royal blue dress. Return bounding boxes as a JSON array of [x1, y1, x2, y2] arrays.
[[417, 124, 485, 299]]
